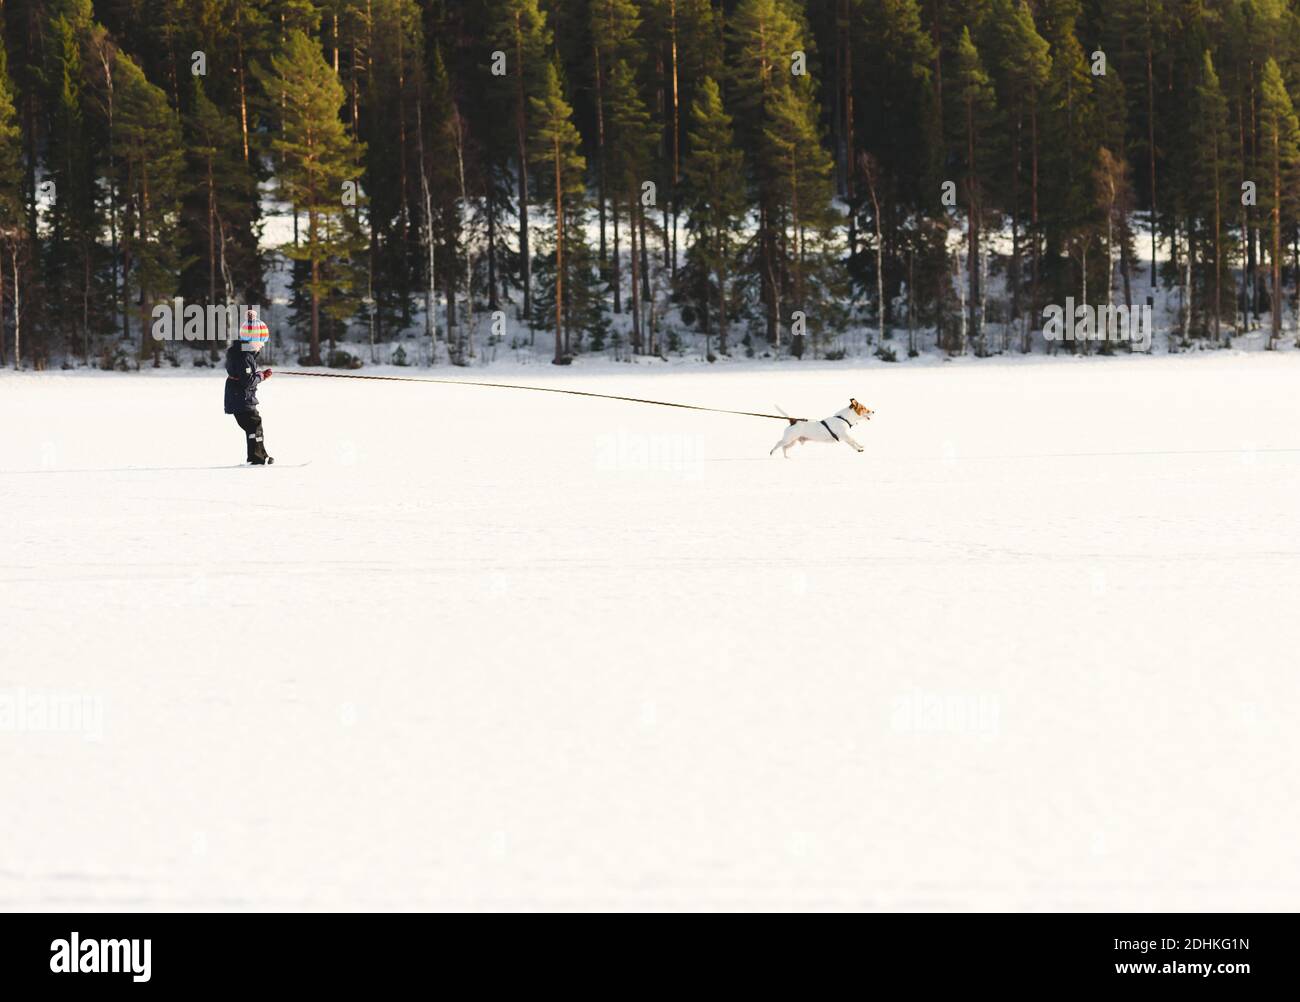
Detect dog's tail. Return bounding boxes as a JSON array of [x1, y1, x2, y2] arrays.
[[774, 404, 798, 426]]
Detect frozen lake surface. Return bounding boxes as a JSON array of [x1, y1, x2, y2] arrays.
[[2, 352, 1298, 910]]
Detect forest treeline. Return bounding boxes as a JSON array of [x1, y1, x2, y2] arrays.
[[1, 0, 1299, 370]]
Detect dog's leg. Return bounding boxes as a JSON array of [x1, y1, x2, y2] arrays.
[[772, 425, 799, 456], [841, 433, 865, 453]]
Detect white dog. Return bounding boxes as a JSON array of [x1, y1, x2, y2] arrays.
[[770, 398, 873, 457]]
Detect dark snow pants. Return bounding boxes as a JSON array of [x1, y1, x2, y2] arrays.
[[233, 409, 269, 463]]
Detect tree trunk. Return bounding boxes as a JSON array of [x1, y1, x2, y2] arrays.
[[310, 210, 321, 364], [1010, 101, 1022, 340], [1213, 154, 1222, 341], [669, 0, 680, 279], [1239, 96, 1249, 329], [351, 42, 360, 133], [0, 245, 6, 367], [236, 37, 250, 162], [594, 42, 607, 269], [455, 113, 475, 361], [1025, 99, 1040, 354], [966, 94, 979, 353], [907, 246, 915, 356], [791, 153, 802, 311], [842, 0, 855, 262], [1271, 132, 1282, 346], [554, 144, 564, 363], [1147, 43, 1157, 288], [208, 158, 216, 305], [12, 246, 19, 370], [639, 199, 650, 302], [763, 202, 780, 349], [864, 162, 884, 345], [417, 91, 436, 358], [487, 180, 499, 309], [137, 169, 152, 362], [612, 195, 621, 313], [628, 189, 641, 352], [717, 232, 728, 354], [397, 28, 409, 247], [515, 19, 532, 321], [82, 240, 90, 361]]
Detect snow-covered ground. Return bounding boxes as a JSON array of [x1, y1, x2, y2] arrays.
[[2, 353, 1299, 911]]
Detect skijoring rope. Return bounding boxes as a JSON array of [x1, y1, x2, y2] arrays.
[[276, 370, 804, 422]]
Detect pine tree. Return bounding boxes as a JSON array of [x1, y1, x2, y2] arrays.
[[985, 0, 1049, 350], [1111, 0, 1166, 288], [590, 0, 641, 280], [42, 0, 104, 362], [951, 25, 995, 354], [605, 57, 655, 353], [763, 74, 837, 355], [641, 0, 693, 282], [114, 52, 184, 363], [531, 218, 610, 355], [1258, 56, 1300, 346], [187, 79, 261, 311], [1040, 10, 1096, 322], [0, 32, 25, 369], [1193, 51, 1233, 342], [417, 41, 459, 356], [856, 0, 937, 346], [1093, 146, 1133, 348], [493, 0, 550, 326], [683, 76, 744, 356], [262, 29, 367, 365], [361, 0, 422, 344], [529, 60, 586, 363], [728, 0, 803, 348], [226, 0, 273, 163]]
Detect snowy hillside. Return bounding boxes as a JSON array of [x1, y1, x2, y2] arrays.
[[2, 353, 1299, 910]]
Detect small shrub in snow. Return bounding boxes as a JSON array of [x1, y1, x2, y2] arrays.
[[327, 349, 363, 369]]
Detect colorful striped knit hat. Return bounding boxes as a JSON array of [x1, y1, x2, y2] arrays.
[[239, 309, 269, 345]]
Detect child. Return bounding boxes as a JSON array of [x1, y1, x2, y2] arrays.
[[224, 309, 274, 465]]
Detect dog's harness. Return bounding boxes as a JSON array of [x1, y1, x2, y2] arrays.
[[819, 414, 854, 442]]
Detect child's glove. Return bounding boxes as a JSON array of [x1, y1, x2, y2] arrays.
[[261, 369, 272, 380]]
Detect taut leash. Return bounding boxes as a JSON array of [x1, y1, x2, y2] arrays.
[[276, 369, 804, 422]]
